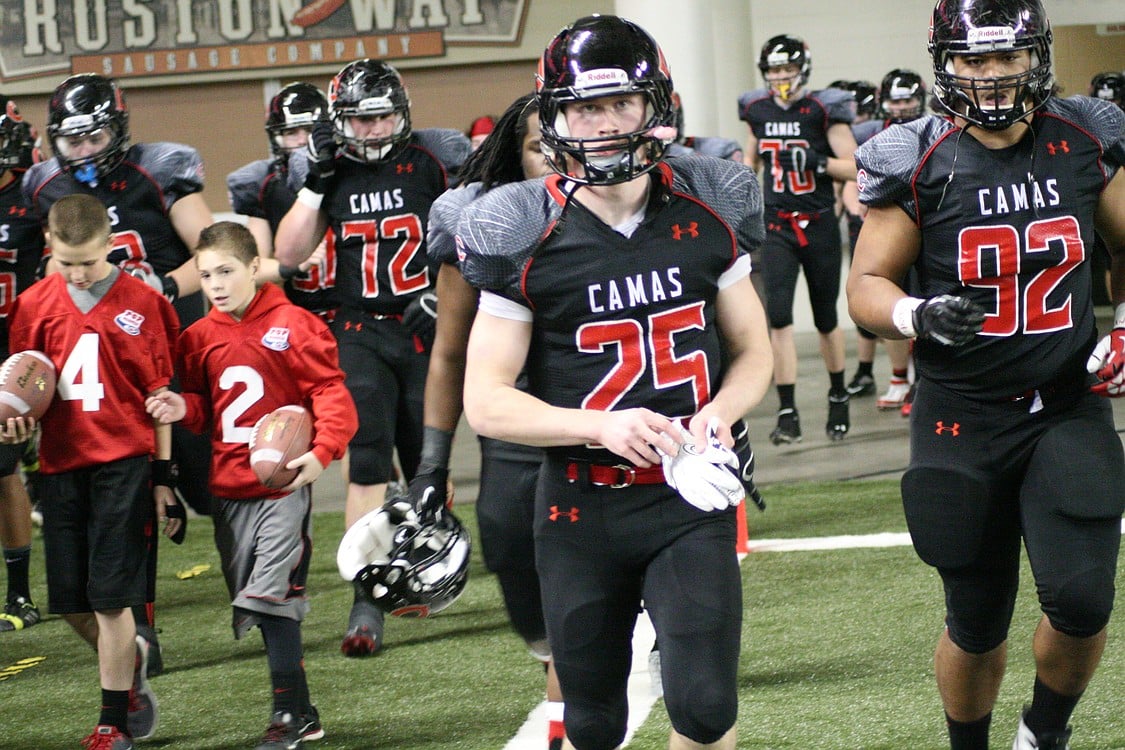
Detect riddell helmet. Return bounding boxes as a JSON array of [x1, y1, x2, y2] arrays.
[[1089, 71, 1124, 109], [758, 35, 811, 101], [266, 82, 329, 161], [328, 59, 412, 163], [879, 69, 928, 123], [536, 14, 675, 185], [928, 0, 1054, 130], [46, 74, 130, 185], [0, 96, 29, 170], [337, 495, 470, 618], [849, 80, 878, 118]]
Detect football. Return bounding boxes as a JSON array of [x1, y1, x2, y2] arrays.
[[249, 405, 313, 489], [0, 350, 57, 422]]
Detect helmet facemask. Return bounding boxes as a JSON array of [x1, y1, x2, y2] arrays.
[[333, 106, 411, 164], [52, 120, 129, 187]]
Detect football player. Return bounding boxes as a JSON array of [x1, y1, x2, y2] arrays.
[[274, 59, 470, 658], [23, 73, 217, 673], [3, 194, 180, 748], [0, 96, 45, 635], [226, 82, 339, 320], [846, 69, 930, 412], [146, 222, 357, 749], [847, 1, 1125, 748], [1089, 71, 1124, 110], [738, 34, 860, 444], [459, 15, 772, 750]]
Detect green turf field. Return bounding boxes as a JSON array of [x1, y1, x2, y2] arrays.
[[2, 479, 1123, 749]]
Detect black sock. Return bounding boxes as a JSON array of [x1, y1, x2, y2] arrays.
[[828, 370, 845, 396], [1024, 676, 1081, 737], [99, 688, 130, 734], [946, 712, 991, 750], [3, 545, 31, 601], [777, 384, 796, 411], [260, 614, 307, 716], [855, 361, 873, 377]]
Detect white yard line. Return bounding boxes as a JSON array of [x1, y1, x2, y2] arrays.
[[504, 520, 1125, 748]]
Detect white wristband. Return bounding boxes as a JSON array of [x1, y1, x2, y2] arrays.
[[1114, 303, 1125, 329], [296, 187, 324, 210], [892, 297, 925, 338]]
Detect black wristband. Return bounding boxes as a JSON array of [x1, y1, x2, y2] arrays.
[[417, 426, 454, 475], [279, 264, 301, 281], [161, 275, 179, 302], [152, 459, 177, 488]]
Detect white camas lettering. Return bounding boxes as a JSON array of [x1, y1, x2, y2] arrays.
[[587, 267, 683, 313], [764, 121, 801, 136], [349, 189, 405, 213], [977, 178, 1060, 217]]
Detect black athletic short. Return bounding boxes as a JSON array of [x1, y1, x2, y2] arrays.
[[40, 455, 153, 613], [761, 211, 842, 332]]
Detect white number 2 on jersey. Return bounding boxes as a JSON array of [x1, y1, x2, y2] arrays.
[[58, 333, 106, 411], [219, 365, 264, 443]]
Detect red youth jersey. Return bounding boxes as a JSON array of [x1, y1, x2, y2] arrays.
[[177, 283, 357, 499], [9, 270, 178, 473]]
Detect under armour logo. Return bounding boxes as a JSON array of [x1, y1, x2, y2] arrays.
[[799, 107, 811, 115], [548, 505, 580, 523], [1045, 141, 1069, 156], [396, 163, 414, 174], [109, 180, 127, 191], [934, 421, 960, 436], [343, 321, 363, 332], [7, 205, 25, 217], [671, 222, 699, 240]]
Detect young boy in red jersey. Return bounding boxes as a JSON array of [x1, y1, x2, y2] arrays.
[[2, 193, 181, 749], [146, 221, 357, 749]]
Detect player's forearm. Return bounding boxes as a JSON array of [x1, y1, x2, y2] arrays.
[[166, 257, 201, 296], [275, 203, 324, 267], [847, 273, 911, 340], [464, 383, 603, 448], [154, 420, 172, 462], [826, 156, 858, 182]]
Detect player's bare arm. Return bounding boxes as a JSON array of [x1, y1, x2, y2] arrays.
[[743, 130, 761, 170], [422, 263, 476, 432], [165, 192, 214, 297], [463, 310, 681, 466], [846, 203, 922, 340], [246, 216, 275, 258], [1097, 170, 1125, 305], [274, 200, 329, 268], [825, 121, 859, 182], [152, 410, 182, 541]]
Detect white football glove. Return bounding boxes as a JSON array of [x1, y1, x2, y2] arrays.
[[660, 419, 745, 512]]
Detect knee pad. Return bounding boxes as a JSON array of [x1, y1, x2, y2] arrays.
[[565, 703, 628, 750], [901, 466, 992, 569], [857, 325, 877, 341], [664, 684, 736, 745], [1042, 564, 1116, 638], [346, 444, 393, 485], [812, 309, 839, 334]]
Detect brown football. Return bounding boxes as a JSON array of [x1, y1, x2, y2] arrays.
[[0, 350, 57, 422], [249, 405, 313, 489]]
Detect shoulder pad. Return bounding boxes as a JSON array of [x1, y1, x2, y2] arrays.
[[456, 178, 558, 292], [1044, 96, 1125, 170], [855, 115, 953, 207], [226, 159, 273, 216], [811, 88, 856, 123], [129, 142, 205, 209], [852, 119, 884, 146], [428, 182, 484, 266], [666, 157, 765, 252], [414, 128, 472, 173], [689, 136, 743, 161], [20, 158, 63, 207], [737, 89, 772, 121]]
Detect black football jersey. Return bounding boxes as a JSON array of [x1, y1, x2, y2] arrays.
[[289, 129, 468, 315], [856, 97, 1125, 399], [737, 87, 854, 212], [228, 158, 338, 314], [22, 143, 202, 278], [0, 169, 46, 354], [457, 158, 763, 461]]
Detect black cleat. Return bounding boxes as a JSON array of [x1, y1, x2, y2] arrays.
[[769, 408, 802, 445], [826, 391, 850, 441], [846, 371, 876, 397]]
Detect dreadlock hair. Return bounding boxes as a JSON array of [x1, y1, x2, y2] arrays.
[[457, 93, 539, 191]]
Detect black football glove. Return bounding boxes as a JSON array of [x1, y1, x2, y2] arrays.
[[153, 459, 186, 544], [304, 121, 339, 195], [402, 292, 438, 351], [912, 294, 986, 347], [731, 419, 765, 512], [775, 146, 829, 175], [409, 467, 449, 519]]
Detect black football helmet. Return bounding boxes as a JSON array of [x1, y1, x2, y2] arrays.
[[337, 495, 470, 618], [849, 80, 878, 118], [929, 0, 1054, 130], [536, 14, 675, 185], [0, 96, 29, 171], [46, 74, 130, 185], [1089, 71, 1124, 109], [879, 69, 928, 123], [328, 59, 412, 163], [266, 82, 329, 161], [758, 35, 811, 101]]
